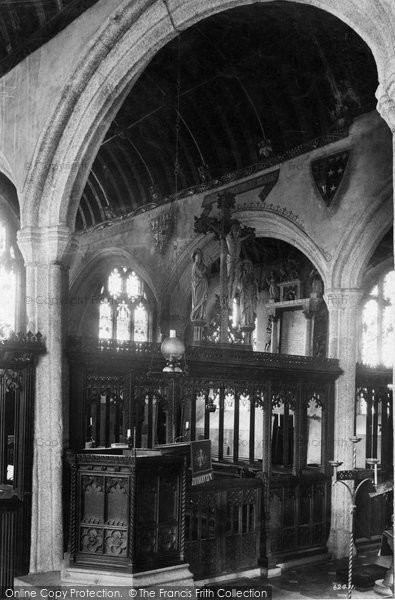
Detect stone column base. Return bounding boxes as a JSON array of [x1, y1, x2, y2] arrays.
[[373, 578, 393, 597]]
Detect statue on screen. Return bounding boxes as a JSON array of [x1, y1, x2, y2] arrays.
[[266, 271, 277, 301], [191, 248, 209, 323], [240, 260, 258, 328]]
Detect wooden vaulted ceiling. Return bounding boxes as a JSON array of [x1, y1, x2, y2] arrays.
[[77, 1, 378, 231], [0, 2, 382, 244]]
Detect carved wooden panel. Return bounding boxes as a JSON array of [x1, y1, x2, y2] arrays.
[[68, 452, 185, 572], [105, 529, 128, 556], [80, 527, 103, 554], [135, 466, 181, 570], [185, 479, 261, 579], [268, 478, 329, 559], [107, 478, 128, 526], [81, 476, 104, 525]]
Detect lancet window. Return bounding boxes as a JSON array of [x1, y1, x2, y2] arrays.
[[360, 270, 394, 368], [0, 221, 18, 338]]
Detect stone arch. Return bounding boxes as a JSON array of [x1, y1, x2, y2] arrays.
[[69, 247, 161, 336], [0, 151, 16, 189], [165, 209, 332, 329], [235, 210, 331, 283], [21, 0, 391, 231], [70, 247, 160, 304], [329, 190, 393, 289], [0, 172, 20, 227]]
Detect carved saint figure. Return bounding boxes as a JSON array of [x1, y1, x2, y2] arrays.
[[190, 248, 209, 322], [266, 271, 277, 301], [240, 260, 258, 328], [226, 221, 249, 304]]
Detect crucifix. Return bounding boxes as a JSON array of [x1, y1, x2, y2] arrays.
[[194, 191, 255, 344]]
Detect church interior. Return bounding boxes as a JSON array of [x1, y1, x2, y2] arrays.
[[0, 1, 393, 598]]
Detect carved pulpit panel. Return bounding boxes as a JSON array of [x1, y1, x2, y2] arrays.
[[106, 478, 129, 527], [136, 466, 181, 569], [80, 527, 103, 554], [105, 530, 128, 557], [68, 451, 186, 572], [139, 482, 158, 525], [81, 476, 104, 525], [159, 477, 178, 521]]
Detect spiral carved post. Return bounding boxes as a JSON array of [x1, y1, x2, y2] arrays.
[[180, 457, 186, 562], [128, 455, 137, 572], [347, 506, 356, 600], [329, 438, 379, 600], [68, 452, 78, 564]]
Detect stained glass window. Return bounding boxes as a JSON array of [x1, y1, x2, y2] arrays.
[[126, 272, 141, 300], [98, 268, 151, 342], [361, 270, 394, 367], [116, 301, 130, 341], [99, 300, 112, 340], [0, 265, 16, 337], [133, 302, 148, 342], [108, 268, 122, 298], [0, 223, 18, 339]]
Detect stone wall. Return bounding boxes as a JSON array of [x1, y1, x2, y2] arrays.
[[69, 111, 392, 337]]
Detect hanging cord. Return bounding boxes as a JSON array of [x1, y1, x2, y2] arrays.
[[174, 34, 181, 195]]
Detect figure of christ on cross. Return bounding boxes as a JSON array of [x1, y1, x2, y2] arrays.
[[194, 191, 255, 343], [226, 220, 253, 307]]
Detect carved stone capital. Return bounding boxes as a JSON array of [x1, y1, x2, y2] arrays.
[[302, 297, 322, 318], [324, 288, 362, 311], [17, 225, 79, 268]]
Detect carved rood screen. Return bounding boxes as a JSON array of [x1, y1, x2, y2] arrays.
[[354, 368, 393, 543], [79, 370, 332, 474], [68, 341, 340, 575], [84, 375, 126, 448], [177, 378, 331, 474]]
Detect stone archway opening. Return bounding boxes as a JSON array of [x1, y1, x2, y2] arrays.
[[17, 0, 394, 575], [20, 0, 388, 234]]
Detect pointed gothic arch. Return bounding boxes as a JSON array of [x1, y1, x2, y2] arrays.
[[19, 0, 391, 233]]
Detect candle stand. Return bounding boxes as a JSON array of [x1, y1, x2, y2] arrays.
[[329, 436, 379, 599]]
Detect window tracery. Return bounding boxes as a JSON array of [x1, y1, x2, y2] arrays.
[[99, 267, 151, 342], [361, 270, 394, 368], [0, 221, 18, 338]]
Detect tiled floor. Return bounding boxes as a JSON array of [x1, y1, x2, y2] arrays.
[[228, 551, 393, 599], [14, 551, 393, 600]]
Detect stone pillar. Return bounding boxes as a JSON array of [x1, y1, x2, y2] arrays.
[[325, 288, 362, 559], [17, 226, 77, 573]]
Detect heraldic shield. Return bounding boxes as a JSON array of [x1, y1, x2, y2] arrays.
[[311, 150, 350, 208]]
